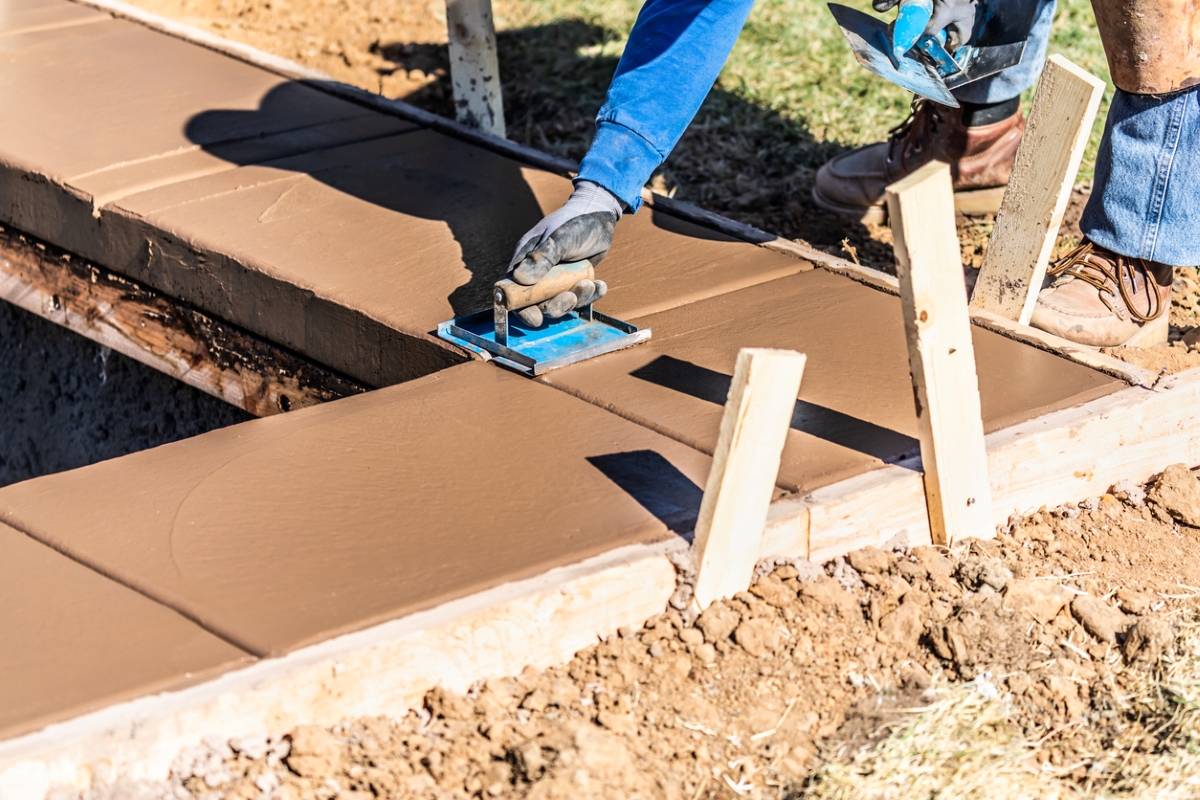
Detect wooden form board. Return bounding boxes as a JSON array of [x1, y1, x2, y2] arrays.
[[692, 348, 806, 608], [444, 0, 505, 137], [0, 225, 366, 416], [970, 55, 1106, 323], [886, 162, 995, 545], [639, 193, 1157, 387], [8, 364, 1200, 798], [64, 0, 1150, 388]]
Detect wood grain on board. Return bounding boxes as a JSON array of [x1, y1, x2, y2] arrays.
[[541, 268, 1122, 495], [888, 162, 994, 545]]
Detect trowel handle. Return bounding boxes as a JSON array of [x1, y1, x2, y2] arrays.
[[494, 260, 594, 311], [891, 0, 933, 61]]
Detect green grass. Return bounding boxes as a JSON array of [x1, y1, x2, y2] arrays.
[[498, 0, 1110, 172], [491, 0, 1112, 254]]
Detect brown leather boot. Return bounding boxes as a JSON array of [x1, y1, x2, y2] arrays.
[[1029, 241, 1172, 348], [812, 99, 1025, 224]]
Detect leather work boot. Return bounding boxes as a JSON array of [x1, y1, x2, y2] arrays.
[[1029, 241, 1173, 348], [812, 99, 1025, 224]]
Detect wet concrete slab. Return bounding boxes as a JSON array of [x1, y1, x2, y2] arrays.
[[0, 3, 807, 387], [0, 522, 252, 740], [0, 0, 107, 36], [542, 269, 1123, 494], [0, 363, 711, 657], [98, 130, 808, 385], [0, 11, 415, 252]]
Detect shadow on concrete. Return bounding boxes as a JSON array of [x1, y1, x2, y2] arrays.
[[388, 18, 877, 255], [185, 81, 546, 317], [630, 355, 918, 464], [182, 19, 877, 320], [0, 301, 251, 488], [587, 450, 704, 539]]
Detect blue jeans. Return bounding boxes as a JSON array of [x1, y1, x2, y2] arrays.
[[578, 0, 1062, 209], [1081, 86, 1200, 267], [952, 0, 1056, 104]]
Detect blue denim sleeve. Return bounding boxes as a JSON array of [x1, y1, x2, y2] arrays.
[[575, 0, 758, 212]]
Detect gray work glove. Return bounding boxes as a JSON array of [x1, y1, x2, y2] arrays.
[[507, 180, 623, 327], [873, 0, 978, 51]]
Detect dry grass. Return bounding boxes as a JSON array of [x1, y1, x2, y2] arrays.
[[801, 610, 1200, 799], [801, 678, 1064, 800]]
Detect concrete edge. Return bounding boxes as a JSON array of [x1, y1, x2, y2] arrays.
[[0, 538, 686, 799], [5, 366, 1199, 798], [58, 0, 1148, 388]]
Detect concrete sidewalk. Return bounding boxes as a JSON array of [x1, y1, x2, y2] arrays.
[[0, 0, 1130, 763]]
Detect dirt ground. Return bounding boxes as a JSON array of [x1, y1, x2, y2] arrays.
[[60, 4, 1200, 797], [0, 294, 251, 488], [81, 465, 1200, 800]]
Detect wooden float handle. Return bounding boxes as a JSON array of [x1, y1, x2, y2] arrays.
[[494, 260, 594, 311]]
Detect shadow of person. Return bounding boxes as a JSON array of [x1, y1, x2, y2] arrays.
[[184, 80, 547, 318], [181, 19, 880, 325]]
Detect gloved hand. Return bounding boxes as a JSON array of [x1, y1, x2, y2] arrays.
[[873, 0, 977, 51], [508, 180, 623, 327]]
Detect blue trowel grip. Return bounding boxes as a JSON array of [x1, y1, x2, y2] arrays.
[[891, 0, 933, 63]]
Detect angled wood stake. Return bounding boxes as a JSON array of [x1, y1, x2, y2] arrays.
[[887, 161, 994, 545], [445, 0, 506, 137], [692, 348, 807, 610], [970, 55, 1105, 323]]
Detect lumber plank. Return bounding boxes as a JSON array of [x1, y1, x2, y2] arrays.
[[886, 161, 995, 545], [691, 348, 806, 609], [444, 0, 505, 137], [0, 225, 367, 416], [0, 541, 679, 799], [971, 55, 1106, 323], [65, 1, 1147, 386], [969, 308, 1159, 387]]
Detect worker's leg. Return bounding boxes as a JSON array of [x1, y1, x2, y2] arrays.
[[1081, 87, 1200, 267], [1029, 86, 1199, 346], [812, 0, 1055, 223]]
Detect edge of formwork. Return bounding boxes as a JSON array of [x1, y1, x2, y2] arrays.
[[0, 539, 684, 799], [64, 0, 1155, 390], [63, 0, 1152, 391], [5, 366, 1200, 799]]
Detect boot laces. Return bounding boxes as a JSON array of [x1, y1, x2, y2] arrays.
[[1047, 241, 1166, 323], [887, 99, 942, 161]]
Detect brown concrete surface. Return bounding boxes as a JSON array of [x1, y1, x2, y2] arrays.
[[102, 132, 808, 384], [543, 269, 1123, 493], [0, 522, 252, 739], [0, 2, 808, 387], [0, 0, 106, 35], [0, 11, 415, 270], [0, 363, 711, 658]]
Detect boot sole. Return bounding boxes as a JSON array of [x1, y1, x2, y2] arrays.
[[810, 185, 1006, 225]]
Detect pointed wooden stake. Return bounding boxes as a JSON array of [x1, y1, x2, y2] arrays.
[[887, 161, 994, 545], [691, 348, 806, 610], [445, 0, 506, 137], [970, 55, 1105, 323]]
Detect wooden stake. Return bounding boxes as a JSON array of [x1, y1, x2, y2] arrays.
[[970, 55, 1105, 323], [692, 348, 806, 609], [886, 162, 994, 545], [445, 0, 506, 138]]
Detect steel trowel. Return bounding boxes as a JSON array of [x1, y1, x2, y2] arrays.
[[829, 0, 1041, 106], [437, 260, 650, 376]]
